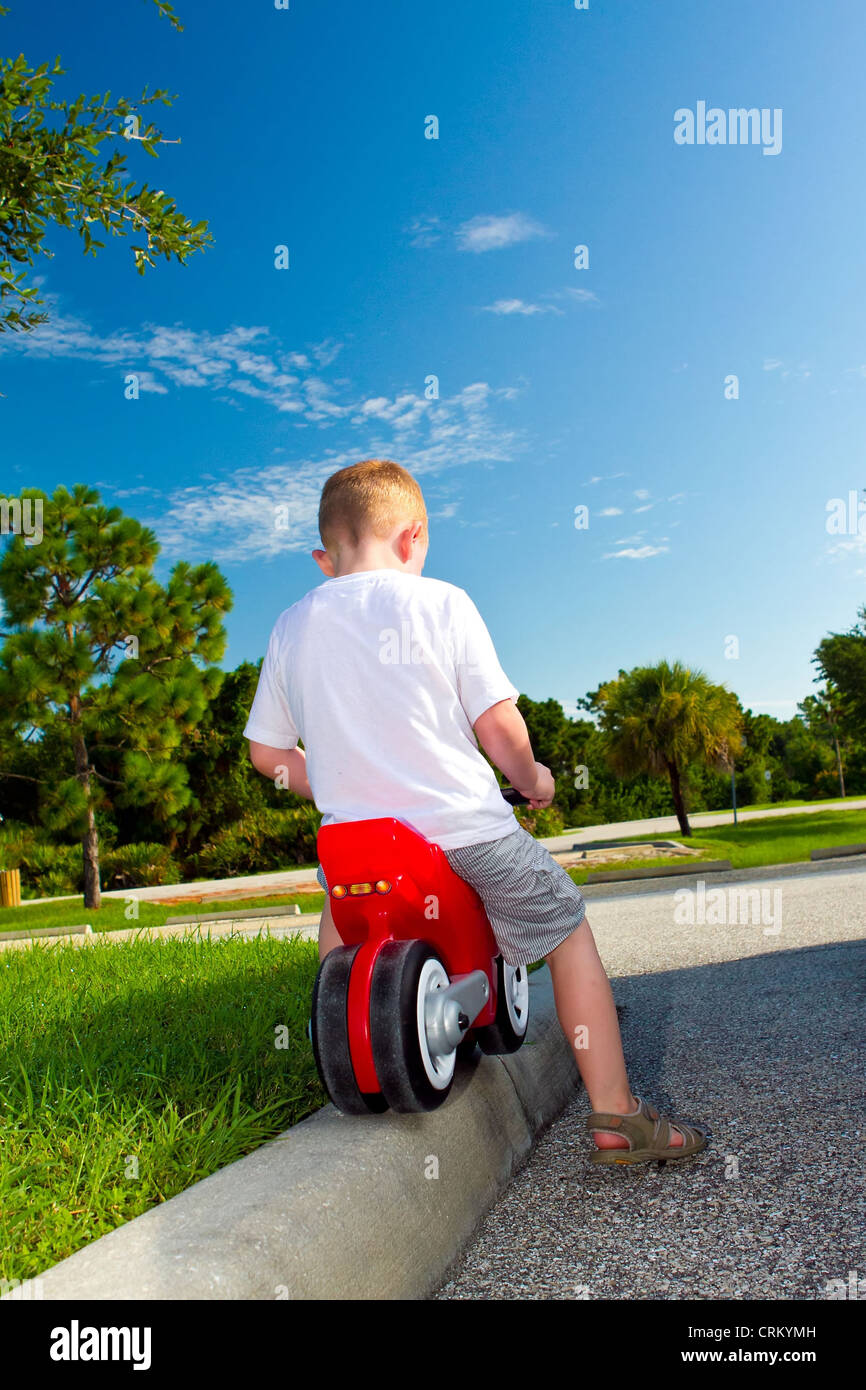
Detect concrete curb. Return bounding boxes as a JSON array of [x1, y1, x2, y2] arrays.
[[585, 858, 732, 884], [0, 914, 323, 954], [7, 965, 579, 1301], [810, 842, 866, 860]]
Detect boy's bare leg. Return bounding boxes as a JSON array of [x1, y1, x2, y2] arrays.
[[318, 891, 343, 961], [544, 915, 683, 1149]]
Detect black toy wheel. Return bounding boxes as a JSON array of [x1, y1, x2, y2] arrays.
[[369, 939, 457, 1112], [475, 955, 530, 1055], [310, 944, 388, 1115]]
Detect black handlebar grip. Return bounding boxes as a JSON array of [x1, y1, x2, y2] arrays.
[[500, 785, 530, 806]]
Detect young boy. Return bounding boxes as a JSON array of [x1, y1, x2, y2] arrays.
[[244, 459, 707, 1164]]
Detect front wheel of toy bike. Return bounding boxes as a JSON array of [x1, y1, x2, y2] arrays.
[[310, 944, 388, 1115], [369, 939, 457, 1112]]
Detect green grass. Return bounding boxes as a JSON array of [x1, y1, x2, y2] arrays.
[[673, 796, 846, 816], [561, 807, 866, 885], [0, 932, 325, 1284], [0, 890, 327, 937]]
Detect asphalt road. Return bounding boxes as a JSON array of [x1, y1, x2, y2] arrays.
[[433, 862, 866, 1300]]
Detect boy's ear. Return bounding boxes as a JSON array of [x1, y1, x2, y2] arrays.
[[396, 520, 425, 561], [312, 547, 336, 577]]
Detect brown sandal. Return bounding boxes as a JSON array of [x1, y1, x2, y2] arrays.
[[586, 1095, 708, 1165]]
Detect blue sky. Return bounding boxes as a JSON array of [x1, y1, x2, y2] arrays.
[[2, 0, 865, 720]]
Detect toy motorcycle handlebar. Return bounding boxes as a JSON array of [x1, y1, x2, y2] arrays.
[[500, 785, 530, 806]]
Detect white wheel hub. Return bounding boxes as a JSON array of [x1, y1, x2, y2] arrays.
[[417, 957, 458, 1090], [503, 962, 529, 1036]]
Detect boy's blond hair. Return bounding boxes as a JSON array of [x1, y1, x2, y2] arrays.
[[318, 459, 428, 550]]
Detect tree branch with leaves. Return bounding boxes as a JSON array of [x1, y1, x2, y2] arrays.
[[0, 0, 210, 337]]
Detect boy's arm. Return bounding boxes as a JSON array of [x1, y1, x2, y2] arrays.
[[244, 623, 312, 797], [248, 742, 314, 801], [473, 700, 555, 808]]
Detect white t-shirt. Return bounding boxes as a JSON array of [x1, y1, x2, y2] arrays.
[[242, 568, 521, 850]]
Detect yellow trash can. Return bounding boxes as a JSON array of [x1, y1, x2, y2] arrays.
[[0, 868, 22, 907]]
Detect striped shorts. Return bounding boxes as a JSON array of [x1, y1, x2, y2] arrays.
[[315, 823, 586, 969]]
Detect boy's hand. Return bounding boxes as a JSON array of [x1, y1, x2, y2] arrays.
[[517, 762, 555, 809]]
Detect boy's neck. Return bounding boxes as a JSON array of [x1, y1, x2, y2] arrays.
[[330, 548, 420, 579], [328, 563, 417, 578]]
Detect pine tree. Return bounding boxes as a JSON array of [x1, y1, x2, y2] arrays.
[[0, 483, 231, 907]]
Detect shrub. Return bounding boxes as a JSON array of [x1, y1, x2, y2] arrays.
[[100, 842, 182, 890], [513, 804, 565, 837], [0, 827, 83, 898], [190, 805, 322, 877]]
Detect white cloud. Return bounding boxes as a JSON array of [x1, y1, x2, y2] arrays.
[[481, 298, 562, 316], [634, 489, 651, 500], [598, 507, 623, 516], [602, 544, 669, 560], [407, 216, 442, 248], [134, 370, 169, 395], [764, 357, 811, 382], [138, 380, 523, 563], [310, 338, 343, 367], [354, 392, 429, 432], [1, 296, 526, 563], [554, 287, 599, 305], [455, 212, 549, 253], [0, 305, 327, 415], [827, 534, 866, 558]]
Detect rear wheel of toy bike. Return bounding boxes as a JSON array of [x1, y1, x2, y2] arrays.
[[369, 939, 458, 1112], [476, 956, 530, 1055], [310, 945, 388, 1115]]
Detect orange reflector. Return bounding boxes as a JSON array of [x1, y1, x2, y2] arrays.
[[348, 882, 373, 896], [374, 880, 392, 894], [331, 884, 348, 899]]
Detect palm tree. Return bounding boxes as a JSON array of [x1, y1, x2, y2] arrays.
[[808, 682, 847, 798], [594, 660, 743, 836]]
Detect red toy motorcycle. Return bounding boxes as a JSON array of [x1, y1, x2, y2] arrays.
[[310, 789, 531, 1115]]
